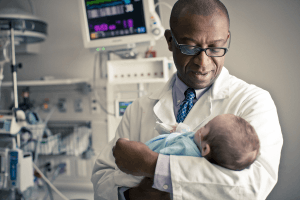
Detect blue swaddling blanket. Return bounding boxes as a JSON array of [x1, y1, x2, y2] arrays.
[[145, 132, 202, 157]]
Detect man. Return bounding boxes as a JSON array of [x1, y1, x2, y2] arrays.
[[91, 0, 283, 199]]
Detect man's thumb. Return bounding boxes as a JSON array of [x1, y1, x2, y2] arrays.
[[118, 138, 129, 141]]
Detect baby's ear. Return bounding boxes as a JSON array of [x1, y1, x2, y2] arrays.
[[201, 143, 211, 157]]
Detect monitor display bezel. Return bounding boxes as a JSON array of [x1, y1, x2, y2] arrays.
[[78, 0, 156, 49]]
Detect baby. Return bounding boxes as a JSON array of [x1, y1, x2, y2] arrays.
[[147, 114, 260, 171], [113, 114, 260, 190]]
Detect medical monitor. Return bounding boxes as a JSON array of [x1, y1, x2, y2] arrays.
[[78, 0, 164, 50], [115, 99, 134, 117]]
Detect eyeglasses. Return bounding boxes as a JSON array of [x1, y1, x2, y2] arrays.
[[170, 30, 231, 57]]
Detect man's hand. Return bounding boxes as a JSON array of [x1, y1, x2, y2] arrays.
[[127, 177, 171, 200], [112, 138, 159, 177]]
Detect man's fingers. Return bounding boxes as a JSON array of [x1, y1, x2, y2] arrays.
[[113, 138, 130, 157], [115, 138, 130, 146], [118, 138, 129, 142]]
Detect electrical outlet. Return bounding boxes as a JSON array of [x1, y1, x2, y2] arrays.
[[91, 97, 101, 114], [58, 98, 67, 112]]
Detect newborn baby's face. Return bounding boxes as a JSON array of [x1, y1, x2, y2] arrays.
[[194, 123, 210, 152], [194, 115, 229, 152]]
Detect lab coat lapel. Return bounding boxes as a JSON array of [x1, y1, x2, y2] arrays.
[[150, 73, 177, 125], [153, 89, 177, 125], [183, 89, 212, 131], [182, 67, 230, 130], [149, 67, 230, 129]]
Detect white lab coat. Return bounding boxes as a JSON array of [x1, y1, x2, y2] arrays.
[[91, 67, 283, 200]]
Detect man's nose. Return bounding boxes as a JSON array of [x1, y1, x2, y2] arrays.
[[194, 50, 211, 69]]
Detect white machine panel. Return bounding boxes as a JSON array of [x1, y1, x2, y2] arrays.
[[107, 57, 169, 84]]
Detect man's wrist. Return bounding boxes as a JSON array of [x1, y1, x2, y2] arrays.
[[144, 152, 159, 178]]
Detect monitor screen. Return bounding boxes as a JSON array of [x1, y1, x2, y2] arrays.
[[85, 0, 147, 41], [79, 0, 164, 49], [118, 100, 133, 116]]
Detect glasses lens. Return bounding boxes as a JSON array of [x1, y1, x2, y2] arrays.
[[180, 45, 200, 55], [180, 46, 226, 57], [206, 48, 226, 57]]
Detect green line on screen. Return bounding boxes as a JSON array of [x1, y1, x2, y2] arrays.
[[87, 0, 119, 6]]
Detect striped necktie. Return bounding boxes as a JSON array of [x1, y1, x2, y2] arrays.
[[176, 88, 195, 123]]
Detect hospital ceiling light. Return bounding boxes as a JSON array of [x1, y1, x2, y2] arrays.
[[0, 0, 47, 44]]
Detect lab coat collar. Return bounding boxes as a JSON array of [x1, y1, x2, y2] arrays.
[[149, 67, 230, 101], [211, 66, 230, 100], [149, 67, 230, 128]]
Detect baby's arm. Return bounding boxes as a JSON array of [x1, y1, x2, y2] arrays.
[[155, 122, 191, 134], [170, 124, 178, 133], [154, 122, 177, 134]]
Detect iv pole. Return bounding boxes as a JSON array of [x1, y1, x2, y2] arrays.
[[10, 21, 18, 110], [9, 20, 22, 149]]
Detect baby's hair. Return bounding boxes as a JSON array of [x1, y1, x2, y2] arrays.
[[203, 115, 260, 170]]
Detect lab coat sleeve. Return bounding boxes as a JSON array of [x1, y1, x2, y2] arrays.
[[170, 90, 283, 200], [91, 102, 144, 200]]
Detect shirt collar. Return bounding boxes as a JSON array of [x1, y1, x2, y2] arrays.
[[174, 74, 209, 105]]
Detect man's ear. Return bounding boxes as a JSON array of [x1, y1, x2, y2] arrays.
[[201, 143, 211, 157], [164, 29, 173, 52]]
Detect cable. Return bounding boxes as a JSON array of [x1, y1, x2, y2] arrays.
[[43, 106, 56, 126], [0, 65, 3, 102], [154, 1, 173, 30], [27, 0, 36, 15], [154, 2, 173, 11], [93, 52, 115, 116], [94, 91, 115, 116], [32, 162, 69, 200], [0, 33, 10, 102]]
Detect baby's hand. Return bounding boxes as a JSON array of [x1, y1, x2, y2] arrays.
[[170, 124, 178, 133]]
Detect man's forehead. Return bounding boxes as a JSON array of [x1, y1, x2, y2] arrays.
[[173, 9, 229, 32], [174, 13, 228, 38]]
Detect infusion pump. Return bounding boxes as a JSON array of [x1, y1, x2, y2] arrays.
[[0, 148, 34, 192]]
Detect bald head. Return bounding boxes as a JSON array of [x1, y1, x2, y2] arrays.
[[170, 0, 230, 30]]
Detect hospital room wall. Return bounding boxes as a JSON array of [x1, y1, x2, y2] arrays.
[[0, 0, 298, 199], [153, 0, 300, 200]]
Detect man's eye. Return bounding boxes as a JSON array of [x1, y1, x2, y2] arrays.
[[184, 45, 196, 50], [209, 48, 221, 53]]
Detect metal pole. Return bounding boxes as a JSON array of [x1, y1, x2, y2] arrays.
[[10, 21, 21, 149], [10, 21, 18, 109]]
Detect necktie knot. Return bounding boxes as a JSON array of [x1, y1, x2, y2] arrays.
[[185, 88, 195, 101], [176, 88, 196, 123]]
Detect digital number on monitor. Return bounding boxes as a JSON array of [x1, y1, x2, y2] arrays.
[[85, 0, 147, 40]]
